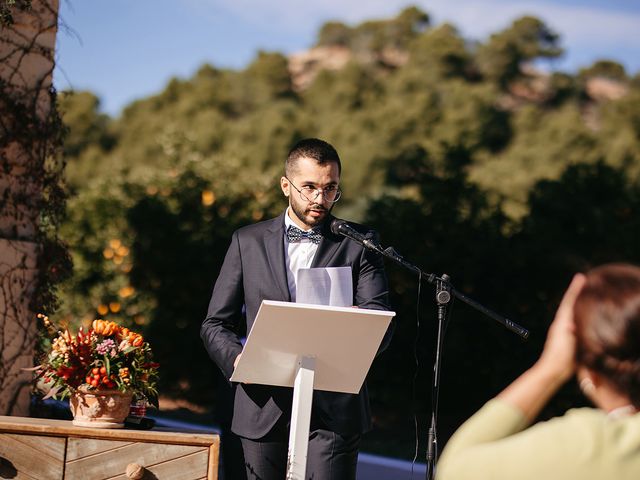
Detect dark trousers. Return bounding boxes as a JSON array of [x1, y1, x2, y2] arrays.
[[239, 418, 360, 480]]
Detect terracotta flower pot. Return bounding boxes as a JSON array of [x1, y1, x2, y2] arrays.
[[70, 386, 133, 428]]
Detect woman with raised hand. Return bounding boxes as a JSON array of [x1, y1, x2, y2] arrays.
[[437, 263, 640, 480]]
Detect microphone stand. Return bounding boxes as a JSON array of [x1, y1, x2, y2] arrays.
[[425, 274, 451, 480], [358, 240, 529, 480]]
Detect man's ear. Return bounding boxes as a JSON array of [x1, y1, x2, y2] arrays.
[[280, 176, 290, 197]]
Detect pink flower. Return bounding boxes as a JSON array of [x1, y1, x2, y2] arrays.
[[96, 338, 116, 355]]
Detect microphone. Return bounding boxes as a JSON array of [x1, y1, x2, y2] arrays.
[[329, 218, 383, 253]]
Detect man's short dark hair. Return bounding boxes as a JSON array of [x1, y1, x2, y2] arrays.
[[285, 138, 342, 177]]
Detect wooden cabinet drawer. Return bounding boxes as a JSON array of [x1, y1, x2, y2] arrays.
[[0, 416, 219, 480], [65, 437, 211, 479], [0, 432, 66, 480]]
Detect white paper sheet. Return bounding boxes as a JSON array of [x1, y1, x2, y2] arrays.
[[296, 266, 352, 307]]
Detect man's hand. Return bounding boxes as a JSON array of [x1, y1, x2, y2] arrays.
[[233, 353, 252, 384]]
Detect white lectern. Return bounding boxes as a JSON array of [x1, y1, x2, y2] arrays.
[[230, 300, 395, 480]]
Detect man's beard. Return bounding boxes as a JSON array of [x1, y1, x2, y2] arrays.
[[290, 201, 332, 229]]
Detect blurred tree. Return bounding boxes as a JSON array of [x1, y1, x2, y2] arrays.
[[316, 5, 429, 55], [304, 61, 381, 111], [519, 161, 640, 270], [477, 16, 562, 87], [59, 91, 114, 158], [596, 89, 640, 176], [579, 59, 627, 81], [245, 51, 295, 101], [409, 23, 471, 79], [430, 81, 511, 153], [317, 21, 352, 47], [469, 103, 598, 218], [58, 91, 115, 189], [385, 5, 431, 49], [545, 72, 581, 106]]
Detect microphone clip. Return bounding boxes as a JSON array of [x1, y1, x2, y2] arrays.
[[329, 218, 384, 254]]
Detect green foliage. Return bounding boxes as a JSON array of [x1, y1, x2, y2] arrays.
[[408, 23, 471, 79], [546, 72, 581, 106], [469, 103, 599, 218], [59, 91, 113, 157], [521, 161, 640, 264], [58, 91, 115, 189], [317, 21, 351, 47], [316, 6, 429, 54], [477, 16, 562, 87], [246, 51, 295, 101], [579, 59, 627, 81], [596, 89, 640, 175]]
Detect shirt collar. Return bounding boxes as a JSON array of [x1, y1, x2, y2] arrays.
[[284, 207, 317, 232]]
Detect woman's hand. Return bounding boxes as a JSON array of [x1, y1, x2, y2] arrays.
[[497, 273, 586, 422], [537, 273, 586, 383]]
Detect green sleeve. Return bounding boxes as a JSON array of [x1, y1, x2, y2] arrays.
[[436, 400, 596, 480]]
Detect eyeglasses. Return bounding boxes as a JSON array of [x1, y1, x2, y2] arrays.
[[285, 177, 342, 204]]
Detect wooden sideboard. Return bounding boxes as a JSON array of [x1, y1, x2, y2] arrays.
[[0, 415, 219, 479]]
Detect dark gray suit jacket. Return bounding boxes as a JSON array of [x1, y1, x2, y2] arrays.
[[201, 212, 392, 439]]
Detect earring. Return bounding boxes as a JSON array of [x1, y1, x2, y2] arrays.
[[579, 377, 596, 395]]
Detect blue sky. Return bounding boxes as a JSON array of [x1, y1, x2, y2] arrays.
[[54, 0, 640, 116]]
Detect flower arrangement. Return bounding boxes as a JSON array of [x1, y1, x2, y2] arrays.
[[34, 314, 160, 408]]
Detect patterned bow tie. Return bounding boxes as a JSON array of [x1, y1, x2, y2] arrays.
[[286, 225, 323, 244]]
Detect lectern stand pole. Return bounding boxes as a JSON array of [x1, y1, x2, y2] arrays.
[[286, 355, 316, 480]]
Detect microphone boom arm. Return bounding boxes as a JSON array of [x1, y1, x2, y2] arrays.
[[329, 218, 528, 338], [381, 246, 529, 339]]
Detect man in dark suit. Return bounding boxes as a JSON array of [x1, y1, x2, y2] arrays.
[[201, 138, 392, 480]]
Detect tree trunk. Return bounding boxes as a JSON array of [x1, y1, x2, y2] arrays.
[[0, 0, 59, 415]]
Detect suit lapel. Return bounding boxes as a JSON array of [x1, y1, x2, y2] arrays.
[[264, 213, 291, 301]]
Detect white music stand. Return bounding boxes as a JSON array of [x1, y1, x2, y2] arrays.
[[230, 300, 395, 480]]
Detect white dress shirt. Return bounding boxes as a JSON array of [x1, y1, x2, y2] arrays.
[[284, 208, 320, 301]]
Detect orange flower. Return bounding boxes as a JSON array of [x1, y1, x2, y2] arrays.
[[120, 327, 144, 347], [92, 319, 120, 336]]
